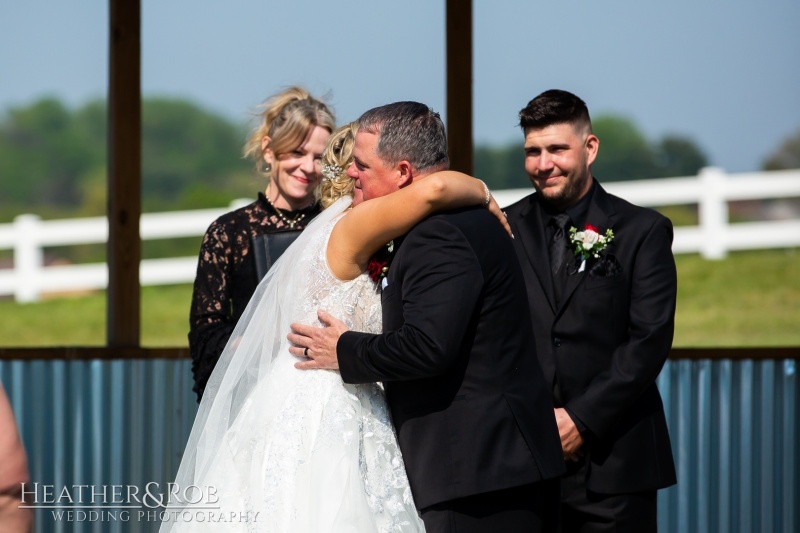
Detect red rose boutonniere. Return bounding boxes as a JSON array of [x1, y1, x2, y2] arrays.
[[367, 241, 394, 284], [568, 224, 614, 272]]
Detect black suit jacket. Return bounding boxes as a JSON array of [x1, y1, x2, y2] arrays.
[[338, 206, 565, 509], [505, 181, 677, 494]]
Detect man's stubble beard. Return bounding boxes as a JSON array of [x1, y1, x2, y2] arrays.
[[533, 172, 590, 210]]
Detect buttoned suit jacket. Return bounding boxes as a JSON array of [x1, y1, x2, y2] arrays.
[[504, 181, 677, 494], [338, 206, 565, 509]]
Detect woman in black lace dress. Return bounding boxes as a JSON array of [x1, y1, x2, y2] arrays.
[[189, 87, 335, 401]]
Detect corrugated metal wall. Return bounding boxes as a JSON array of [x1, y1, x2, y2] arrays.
[[657, 359, 798, 533], [1, 359, 196, 533], [1, 358, 797, 533]]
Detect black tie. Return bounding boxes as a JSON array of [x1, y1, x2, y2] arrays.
[[549, 213, 572, 303], [549, 213, 572, 274]]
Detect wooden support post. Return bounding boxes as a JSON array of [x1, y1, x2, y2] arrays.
[[107, 0, 141, 347], [446, 0, 473, 175]]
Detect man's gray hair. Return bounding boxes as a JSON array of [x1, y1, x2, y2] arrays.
[[357, 101, 449, 172]]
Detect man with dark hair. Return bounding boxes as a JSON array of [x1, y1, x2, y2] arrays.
[[291, 101, 565, 532], [504, 89, 677, 531]]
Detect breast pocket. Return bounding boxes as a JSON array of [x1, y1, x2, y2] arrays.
[[580, 275, 628, 327], [583, 274, 625, 292]]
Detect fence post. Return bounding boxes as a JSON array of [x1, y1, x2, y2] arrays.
[[698, 167, 728, 259], [13, 214, 43, 303]]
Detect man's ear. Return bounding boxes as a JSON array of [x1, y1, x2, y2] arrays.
[[396, 161, 414, 188], [585, 134, 599, 167], [261, 136, 274, 166]]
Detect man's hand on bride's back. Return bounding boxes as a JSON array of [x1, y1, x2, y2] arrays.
[[289, 310, 349, 370]]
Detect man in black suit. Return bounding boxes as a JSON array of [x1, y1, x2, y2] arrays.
[[504, 89, 677, 532], [290, 101, 565, 532]]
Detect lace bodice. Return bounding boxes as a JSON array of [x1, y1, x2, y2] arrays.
[[292, 215, 383, 335]]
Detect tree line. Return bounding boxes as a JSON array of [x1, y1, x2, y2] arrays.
[[5, 96, 795, 223], [0, 97, 253, 222]]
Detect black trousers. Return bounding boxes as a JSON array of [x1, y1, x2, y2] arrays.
[[419, 479, 560, 533], [559, 459, 657, 533]]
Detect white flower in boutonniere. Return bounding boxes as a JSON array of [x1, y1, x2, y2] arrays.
[[569, 224, 615, 272]]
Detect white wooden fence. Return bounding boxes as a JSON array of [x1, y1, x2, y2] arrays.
[[1, 167, 799, 303]]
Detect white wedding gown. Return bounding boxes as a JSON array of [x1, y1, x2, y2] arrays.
[[160, 198, 424, 532]]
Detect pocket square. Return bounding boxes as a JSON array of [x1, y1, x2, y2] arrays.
[[588, 254, 623, 277]]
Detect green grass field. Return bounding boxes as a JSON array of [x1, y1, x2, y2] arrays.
[[1, 248, 798, 348]]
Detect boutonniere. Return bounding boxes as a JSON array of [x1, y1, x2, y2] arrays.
[[367, 240, 394, 284], [569, 224, 614, 273]]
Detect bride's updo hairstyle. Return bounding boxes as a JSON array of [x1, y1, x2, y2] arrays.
[[242, 86, 336, 181], [317, 122, 358, 208]]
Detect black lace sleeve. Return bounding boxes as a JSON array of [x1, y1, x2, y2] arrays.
[[188, 218, 239, 402]]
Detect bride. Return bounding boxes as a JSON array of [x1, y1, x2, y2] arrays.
[[159, 122, 509, 532]]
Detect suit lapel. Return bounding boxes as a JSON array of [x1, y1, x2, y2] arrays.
[[557, 183, 616, 314], [514, 196, 558, 313]]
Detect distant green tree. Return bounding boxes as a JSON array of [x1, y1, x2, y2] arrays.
[[0, 97, 254, 220], [141, 98, 251, 211], [762, 129, 800, 170], [0, 98, 100, 210], [653, 135, 708, 177], [591, 115, 659, 181], [474, 143, 529, 190]]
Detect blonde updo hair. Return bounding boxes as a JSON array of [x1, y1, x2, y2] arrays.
[[316, 122, 358, 209], [243, 86, 336, 179]]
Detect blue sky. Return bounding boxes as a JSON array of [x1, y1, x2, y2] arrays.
[[2, 0, 799, 174]]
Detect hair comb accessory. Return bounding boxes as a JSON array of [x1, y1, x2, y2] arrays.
[[321, 164, 343, 181]]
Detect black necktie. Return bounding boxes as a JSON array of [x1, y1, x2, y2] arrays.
[[549, 213, 571, 303], [549, 213, 571, 274]]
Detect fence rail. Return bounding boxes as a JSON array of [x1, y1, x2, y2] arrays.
[[2, 168, 799, 302]]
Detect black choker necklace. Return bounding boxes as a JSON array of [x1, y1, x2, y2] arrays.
[[264, 195, 306, 229]]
